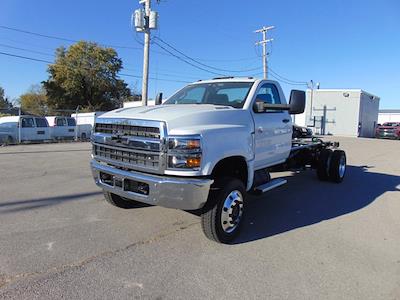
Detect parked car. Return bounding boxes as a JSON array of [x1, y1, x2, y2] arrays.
[[0, 115, 51, 143], [46, 116, 76, 140], [375, 122, 400, 139], [292, 124, 313, 139]]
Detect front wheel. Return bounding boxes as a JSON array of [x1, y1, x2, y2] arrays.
[[201, 177, 246, 244], [103, 191, 144, 209]]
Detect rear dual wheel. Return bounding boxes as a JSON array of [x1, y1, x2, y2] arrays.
[[329, 150, 346, 183], [316, 149, 346, 183]]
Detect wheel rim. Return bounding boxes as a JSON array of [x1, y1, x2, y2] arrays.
[[339, 155, 346, 178], [220, 190, 244, 233]]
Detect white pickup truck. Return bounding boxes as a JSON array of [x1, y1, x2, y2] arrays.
[[91, 77, 346, 243]]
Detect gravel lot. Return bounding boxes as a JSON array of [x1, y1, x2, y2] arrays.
[[0, 137, 399, 299]]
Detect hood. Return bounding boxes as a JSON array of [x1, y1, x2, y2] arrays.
[[98, 104, 252, 135]]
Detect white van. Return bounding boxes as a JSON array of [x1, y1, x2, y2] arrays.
[[46, 116, 76, 140], [0, 115, 51, 143], [71, 112, 105, 140]]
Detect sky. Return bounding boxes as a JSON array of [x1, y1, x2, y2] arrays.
[[0, 0, 399, 108]]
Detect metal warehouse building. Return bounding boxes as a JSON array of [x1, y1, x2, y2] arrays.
[[294, 89, 380, 138], [378, 109, 400, 124]]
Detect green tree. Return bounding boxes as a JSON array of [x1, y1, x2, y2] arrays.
[[19, 85, 49, 115], [0, 86, 13, 110], [43, 42, 131, 111]]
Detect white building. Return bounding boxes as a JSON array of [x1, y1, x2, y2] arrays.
[[123, 100, 155, 108], [378, 109, 400, 124], [294, 89, 380, 138]]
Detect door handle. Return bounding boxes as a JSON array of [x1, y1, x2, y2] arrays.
[[282, 119, 290, 123], [257, 126, 264, 133]]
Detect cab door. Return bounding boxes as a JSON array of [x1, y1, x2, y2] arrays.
[[20, 117, 36, 141], [34, 117, 50, 140], [66, 117, 76, 138], [251, 82, 292, 169], [55, 117, 67, 138]]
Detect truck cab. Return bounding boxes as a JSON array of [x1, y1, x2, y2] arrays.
[[90, 78, 346, 243], [0, 115, 51, 143]]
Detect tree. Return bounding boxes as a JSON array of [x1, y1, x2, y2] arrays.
[[43, 42, 131, 111], [19, 85, 49, 115], [0, 86, 13, 110]]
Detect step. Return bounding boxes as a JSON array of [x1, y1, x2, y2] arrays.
[[254, 178, 287, 193]]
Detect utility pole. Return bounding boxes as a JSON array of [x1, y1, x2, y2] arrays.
[[134, 0, 158, 106], [18, 107, 21, 144], [255, 26, 274, 79], [141, 0, 150, 106]]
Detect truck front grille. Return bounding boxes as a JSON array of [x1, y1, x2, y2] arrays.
[[93, 144, 160, 170], [92, 119, 166, 174], [95, 123, 160, 139]]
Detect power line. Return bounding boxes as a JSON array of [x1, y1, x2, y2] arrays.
[[1, 25, 309, 86], [154, 37, 262, 73], [0, 39, 199, 81], [0, 43, 54, 57], [269, 67, 308, 84], [0, 25, 77, 43], [0, 51, 52, 63], [0, 24, 261, 75], [120, 73, 190, 84], [0, 50, 191, 84], [153, 41, 225, 76], [269, 73, 308, 86], [0, 25, 142, 51]]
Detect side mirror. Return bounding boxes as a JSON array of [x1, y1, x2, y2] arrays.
[[253, 100, 265, 113], [289, 90, 305, 114], [155, 92, 163, 105]]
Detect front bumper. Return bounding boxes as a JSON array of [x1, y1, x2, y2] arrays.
[[376, 132, 399, 139], [91, 160, 213, 210]]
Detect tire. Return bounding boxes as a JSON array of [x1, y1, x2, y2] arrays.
[[5, 136, 13, 145], [329, 150, 346, 183], [103, 191, 143, 209], [316, 149, 332, 181], [201, 177, 246, 244]]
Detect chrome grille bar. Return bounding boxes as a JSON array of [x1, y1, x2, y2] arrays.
[[95, 123, 160, 139]]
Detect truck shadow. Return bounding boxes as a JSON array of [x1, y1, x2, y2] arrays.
[[234, 165, 400, 244], [0, 191, 102, 214]]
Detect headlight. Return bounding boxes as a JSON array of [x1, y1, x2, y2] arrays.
[[167, 136, 202, 169], [168, 138, 201, 151]]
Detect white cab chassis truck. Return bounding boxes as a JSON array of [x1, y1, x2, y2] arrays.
[[91, 78, 346, 243]]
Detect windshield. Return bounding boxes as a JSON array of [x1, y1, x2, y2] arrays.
[[164, 82, 254, 108]]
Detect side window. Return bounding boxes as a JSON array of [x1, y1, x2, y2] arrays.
[[56, 118, 67, 126], [35, 118, 48, 128], [216, 88, 250, 107], [21, 117, 35, 128], [255, 83, 281, 106], [67, 118, 76, 126]]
